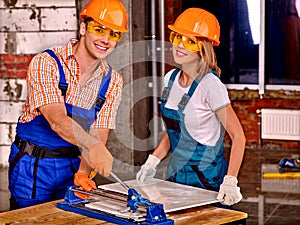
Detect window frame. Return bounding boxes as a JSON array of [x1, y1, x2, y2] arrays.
[[225, 0, 300, 96]]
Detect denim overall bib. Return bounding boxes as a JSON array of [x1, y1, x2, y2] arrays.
[[160, 69, 228, 191], [9, 49, 112, 208]]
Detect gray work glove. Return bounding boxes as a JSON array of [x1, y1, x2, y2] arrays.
[[217, 175, 243, 205], [136, 154, 161, 182]]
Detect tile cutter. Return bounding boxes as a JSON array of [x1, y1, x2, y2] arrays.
[[56, 172, 174, 225]]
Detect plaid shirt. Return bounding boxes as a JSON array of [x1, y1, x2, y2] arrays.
[[19, 39, 123, 129]]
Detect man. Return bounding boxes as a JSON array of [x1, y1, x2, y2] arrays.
[[8, 0, 128, 209]]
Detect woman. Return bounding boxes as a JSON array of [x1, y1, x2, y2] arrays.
[[136, 8, 246, 206]]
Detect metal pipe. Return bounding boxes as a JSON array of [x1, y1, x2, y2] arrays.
[[160, 0, 165, 78], [258, 0, 265, 97], [151, 0, 158, 147]]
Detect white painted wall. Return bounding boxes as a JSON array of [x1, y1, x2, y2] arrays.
[[0, 0, 77, 166]]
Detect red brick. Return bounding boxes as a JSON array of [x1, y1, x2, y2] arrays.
[[241, 119, 257, 127], [276, 100, 300, 108], [15, 63, 29, 70], [0, 54, 15, 63], [15, 71, 28, 79], [16, 55, 31, 63], [232, 100, 252, 106], [245, 134, 260, 141], [255, 99, 277, 108]]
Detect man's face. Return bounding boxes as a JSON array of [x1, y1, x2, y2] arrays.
[[80, 20, 120, 59]]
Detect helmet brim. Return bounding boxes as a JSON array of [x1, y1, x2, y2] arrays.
[[168, 25, 220, 46], [81, 14, 128, 33]]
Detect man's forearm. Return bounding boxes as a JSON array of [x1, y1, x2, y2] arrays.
[[39, 103, 99, 150]]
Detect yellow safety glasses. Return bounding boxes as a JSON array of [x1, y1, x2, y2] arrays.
[[169, 31, 201, 52], [87, 21, 122, 42]]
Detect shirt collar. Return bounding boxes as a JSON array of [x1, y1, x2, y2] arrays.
[[61, 38, 77, 60], [62, 38, 111, 77]]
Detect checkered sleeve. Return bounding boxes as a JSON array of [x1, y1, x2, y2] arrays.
[[93, 70, 123, 129], [27, 53, 64, 112]]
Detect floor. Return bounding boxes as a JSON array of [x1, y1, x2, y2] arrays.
[[1, 146, 299, 224]]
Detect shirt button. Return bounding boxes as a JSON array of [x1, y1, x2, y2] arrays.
[[213, 177, 218, 182], [212, 162, 217, 167]]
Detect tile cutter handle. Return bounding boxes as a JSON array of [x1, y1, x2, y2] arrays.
[[110, 171, 130, 190]]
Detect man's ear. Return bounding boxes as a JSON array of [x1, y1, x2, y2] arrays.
[[79, 22, 87, 36]]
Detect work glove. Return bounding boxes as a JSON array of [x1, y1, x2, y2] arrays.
[[136, 154, 161, 182], [74, 172, 96, 199], [216, 175, 242, 206]]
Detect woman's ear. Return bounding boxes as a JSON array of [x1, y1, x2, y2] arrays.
[[79, 22, 87, 36]]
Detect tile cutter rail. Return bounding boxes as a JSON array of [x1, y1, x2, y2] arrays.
[[56, 185, 174, 225]]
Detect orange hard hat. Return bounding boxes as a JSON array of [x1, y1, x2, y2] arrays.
[[168, 8, 220, 46], [80, 0, 128, 32]]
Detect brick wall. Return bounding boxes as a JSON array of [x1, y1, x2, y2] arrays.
[[227, 89, 300, 149], [0, 0, 77, 166]]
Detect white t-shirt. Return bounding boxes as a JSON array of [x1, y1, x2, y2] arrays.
[[163, 69, 230, 146]]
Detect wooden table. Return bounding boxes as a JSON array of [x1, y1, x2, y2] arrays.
[[0, 200, 247, 225]]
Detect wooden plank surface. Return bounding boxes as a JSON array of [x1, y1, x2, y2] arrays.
[[0, 200, 247, 225], [167, 205, 248, 225]]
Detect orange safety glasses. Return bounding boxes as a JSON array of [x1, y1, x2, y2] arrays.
[[169, 31, 201, 52], [87, 21, 122, 42]]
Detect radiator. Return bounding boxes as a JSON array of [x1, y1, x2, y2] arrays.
[[261, 109, 300, 141]]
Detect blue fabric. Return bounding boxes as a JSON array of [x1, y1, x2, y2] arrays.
[[161, 69, 228, 191], [16, 115, 74, 149], [45, 49, 112, 131], [9, 143, 80, 205]]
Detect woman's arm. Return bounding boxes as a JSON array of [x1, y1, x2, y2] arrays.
[[216, 104, 246, 177], [152, 133, 171, 160]]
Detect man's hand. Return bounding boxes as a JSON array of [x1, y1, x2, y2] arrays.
[[88, 143, 113, 177], [217, 175, 242, 205], [136, 154, 161, 182], [74, 172, 96, 199]]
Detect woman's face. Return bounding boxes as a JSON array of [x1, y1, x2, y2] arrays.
[[170, 32, 201, 66], [172, 43, 200, 66]]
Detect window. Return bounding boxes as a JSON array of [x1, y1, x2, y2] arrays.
[[266, 0, 300, 85]]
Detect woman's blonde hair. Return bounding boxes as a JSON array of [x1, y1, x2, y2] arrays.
[[197, 38, 221, 77]]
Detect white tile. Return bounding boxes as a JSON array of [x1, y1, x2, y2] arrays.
[[0, 31, 77, 54], [0, 102, 22, 123], [0, 33, 5, 53], [0, 124, 16, 145], [0, 9, 39, 32], [16, 32, 77, 54], [0, 146, 9, 167], [41, 8, 77, 31]]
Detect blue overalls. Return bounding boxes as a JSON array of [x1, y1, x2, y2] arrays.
[[8, 49, 112, 209], [160, 68, 228, 191]]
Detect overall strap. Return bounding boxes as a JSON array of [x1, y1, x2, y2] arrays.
[[95, 66, 112, 112], [160, 68, 180, 102], [44, 49, 112, 113], [211, 70, 219, 77], [177, 77, 200, 111], [177, 70, 217, 111], [43, 49, 68, 96]]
